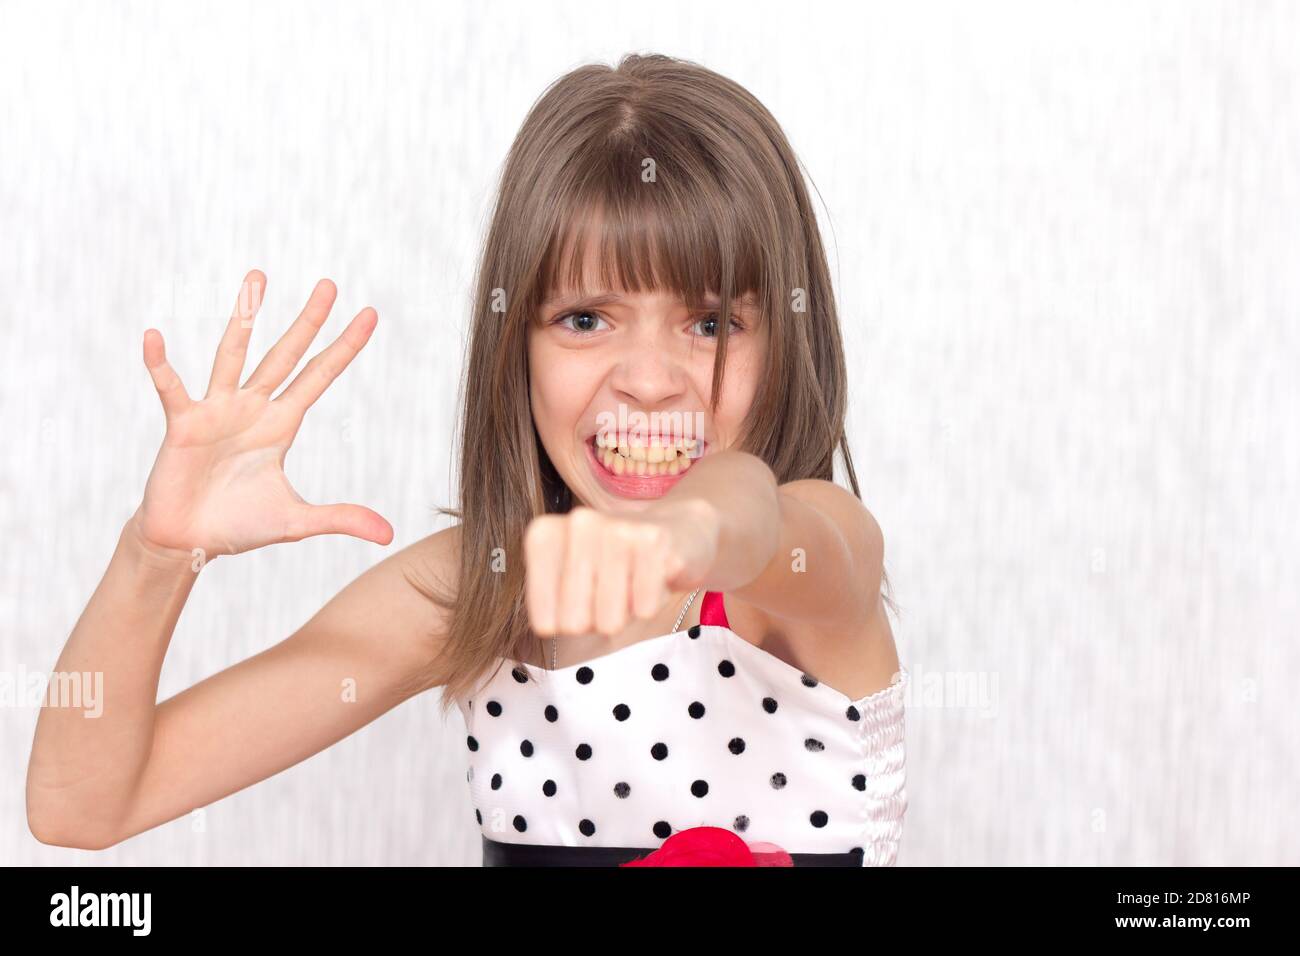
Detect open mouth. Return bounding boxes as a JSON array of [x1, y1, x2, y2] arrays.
[[588, 432, 703, 477]]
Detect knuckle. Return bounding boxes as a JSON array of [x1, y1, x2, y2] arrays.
[[524, 515, 560, 552], [566, 507, 603, 542], [602, 526, 628, 560], [522, 520, 543, 552]]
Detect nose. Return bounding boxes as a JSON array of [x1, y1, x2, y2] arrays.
[[607, 323, 691, 408]]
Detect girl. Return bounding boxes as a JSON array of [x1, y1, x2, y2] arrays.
[[26, 53, 909, 867]]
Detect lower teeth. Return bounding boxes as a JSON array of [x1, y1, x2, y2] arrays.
[[595, 442, 689, 477]]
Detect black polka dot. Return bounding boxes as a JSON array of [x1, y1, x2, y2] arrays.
[[734, 815, 750, 832], [770, 772, 787, 789], [513, 815, 527, 832], [576, 666, 594, 685], [845, 705, 861, 721], [690, 780, 709, 798], [490, 773, 502, 790], [579, 819, 596, 837], [801, 674, 818, 689], [852, 774, 866, 791], [575, 743, 593, 760], [543, 779, 557, 797], [805, 738, 825, 752], [466, 735, 478, 751], [466, 767, 472, 782], [511, 667, 529, 683], [544, 704, 559, 722], [728, 737, 746, 755], [475, 808, 482, 824], [762, 697, 778, 714], [651, 663, 670, 681], [614, 782, 631, 799], [849, 847, 864, 861], [486, 700, 503, 717], [688, 701, 706, 719], [718, 659, 736, 678], [519, 739, 534, 757], [810, 810, 828, 828], [613, 703, 631, 721], [653, 821, 672, 839], [651, 742, 668, 760], [687, 625, 701, 638]]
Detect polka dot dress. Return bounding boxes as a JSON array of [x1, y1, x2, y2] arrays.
[[456, 590, 910, 866]]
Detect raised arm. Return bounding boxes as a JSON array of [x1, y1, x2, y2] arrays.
[[28, 522, 456, 849], [26, 270, 454, 849]]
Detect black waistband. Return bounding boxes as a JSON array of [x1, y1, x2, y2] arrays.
[[482, 834, 863, 867]]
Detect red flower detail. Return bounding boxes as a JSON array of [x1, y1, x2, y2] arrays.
[[620, 826, 794, 867]]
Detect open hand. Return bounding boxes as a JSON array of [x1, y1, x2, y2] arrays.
[[132, 269, 393, 562]]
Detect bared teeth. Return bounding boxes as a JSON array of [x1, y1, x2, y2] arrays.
[[597, 439, 694, 477], [594, 433, 697, 457]]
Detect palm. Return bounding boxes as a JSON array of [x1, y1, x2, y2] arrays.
[[140, 395, 301, 557], [135, 271, 392, 560]]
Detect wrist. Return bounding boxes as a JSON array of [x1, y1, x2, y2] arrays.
[[650, 495, 719, 539], [645, 495, 722, 586], [123, 508, 212, 576]]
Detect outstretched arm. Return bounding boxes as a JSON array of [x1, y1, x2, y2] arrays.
[[654, 449, 885, 628], [524, 448, 887, 641]]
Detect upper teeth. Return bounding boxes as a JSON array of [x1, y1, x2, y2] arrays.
[[592, 434, 701, 477], [594, 433, 699, 461]]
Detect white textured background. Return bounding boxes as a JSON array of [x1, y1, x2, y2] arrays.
[[2, 0, 1296, 866]]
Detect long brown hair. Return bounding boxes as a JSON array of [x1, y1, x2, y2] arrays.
[[407, 52, 896, 717]]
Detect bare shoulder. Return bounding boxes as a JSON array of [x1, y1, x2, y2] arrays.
[[298, 522, 463, 697]]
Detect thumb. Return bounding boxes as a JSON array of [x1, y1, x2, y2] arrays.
[[289, 503, 394, 545]]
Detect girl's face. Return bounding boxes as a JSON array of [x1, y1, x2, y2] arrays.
[[528, 262, 766, 512]]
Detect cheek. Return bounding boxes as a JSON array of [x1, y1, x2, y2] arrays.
[[528, 345, 594, 436], [717, 380, 758, 437], [710, 347, 763, 435]]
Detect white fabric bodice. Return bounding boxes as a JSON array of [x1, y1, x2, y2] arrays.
[[457, 616, 910, 866]]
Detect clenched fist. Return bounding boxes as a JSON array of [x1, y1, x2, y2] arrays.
[[523, 499, 721, 637]]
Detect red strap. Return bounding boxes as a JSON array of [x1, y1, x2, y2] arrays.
[[700, 590, 730, 628]]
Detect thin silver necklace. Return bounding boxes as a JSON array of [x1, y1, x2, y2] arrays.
[[549, 587, 702, 670]]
